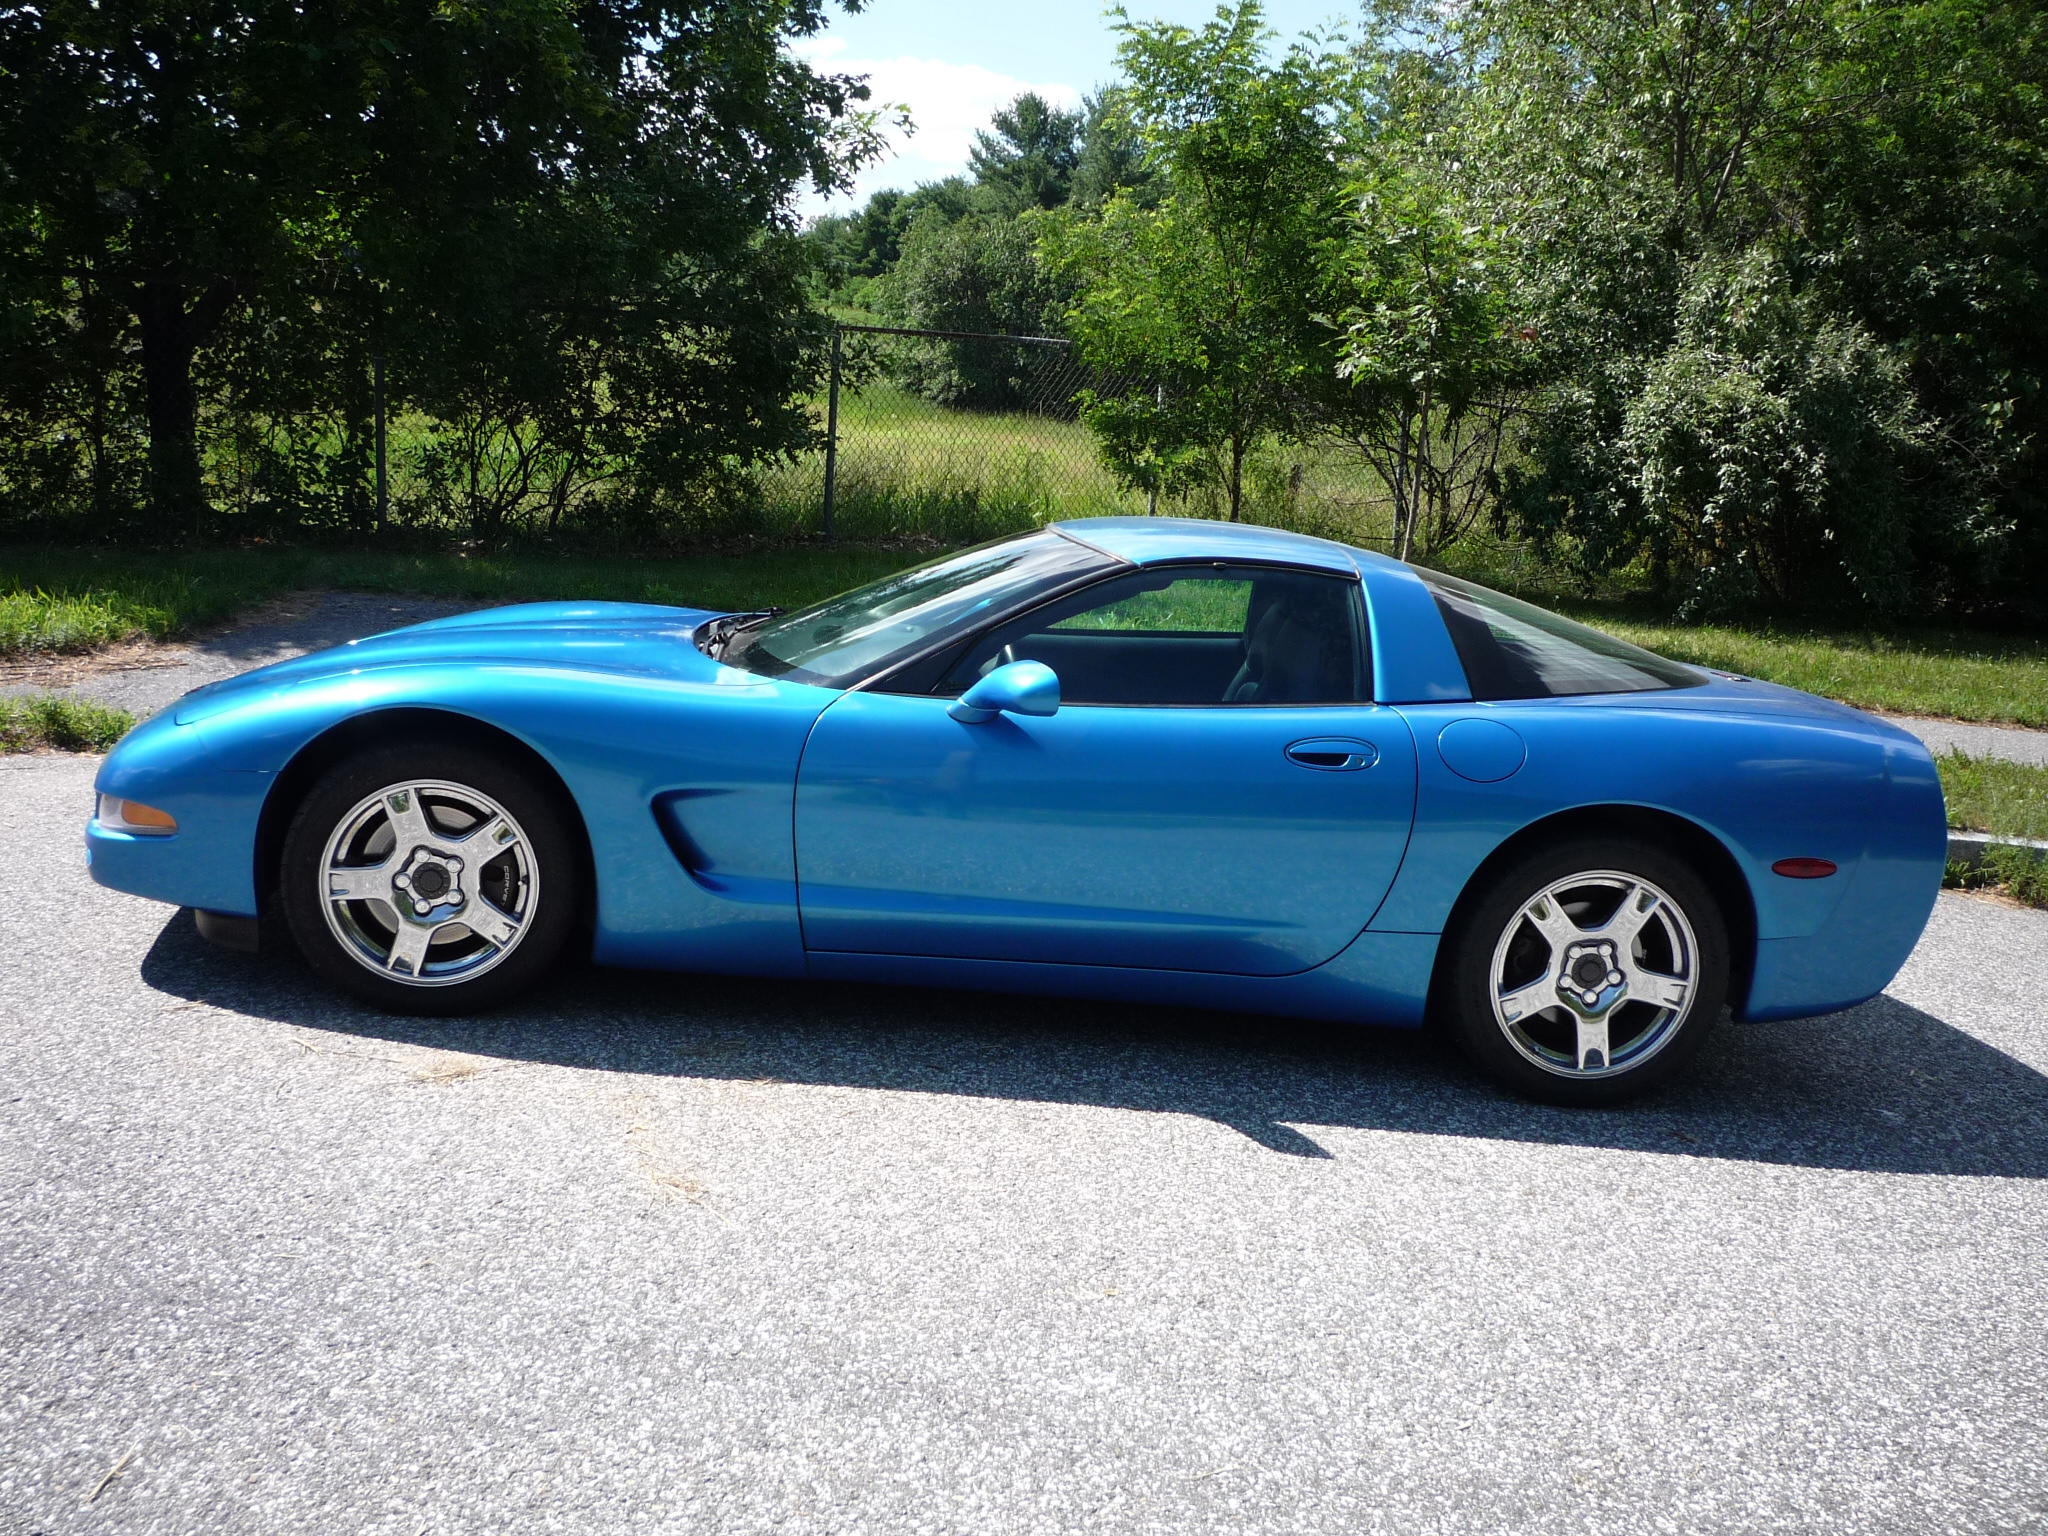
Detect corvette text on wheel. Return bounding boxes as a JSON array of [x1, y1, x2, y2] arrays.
[[87, 520, 1945, 1105]]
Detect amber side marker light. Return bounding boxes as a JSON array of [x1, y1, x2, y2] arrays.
[[1772, 857, 1837, 879], [97, 795, 178, 836]]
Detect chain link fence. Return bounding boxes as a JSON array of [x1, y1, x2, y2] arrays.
[[742, 325, 1144, 543], [183, 321, 1552, 583], [751, 323, 1561, 573]]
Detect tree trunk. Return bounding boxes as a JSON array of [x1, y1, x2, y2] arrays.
[[340, 357, 371, 529], [1394, 414, 1415, 562], [78, 269, 111, 520], [135, 276, 233, 534], [1228, 431, 1244, 522]]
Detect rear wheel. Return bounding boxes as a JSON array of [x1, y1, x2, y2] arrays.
[[280, 742, 580, 1015], [1440, 837, 1728, 1106]]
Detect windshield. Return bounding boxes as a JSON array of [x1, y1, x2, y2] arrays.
[[1416, 570, 1702, 699], [720, 528, 1113, 686]]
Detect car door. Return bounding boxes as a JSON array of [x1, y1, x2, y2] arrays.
[[793, 563, 1418, 977]]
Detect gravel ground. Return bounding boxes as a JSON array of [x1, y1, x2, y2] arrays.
[[2, 748, 2045, 1536]]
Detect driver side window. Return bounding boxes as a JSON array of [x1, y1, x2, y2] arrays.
[[941, 565, 1368, 706]]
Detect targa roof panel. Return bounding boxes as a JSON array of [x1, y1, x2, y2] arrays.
[[1053, 517, 1386, 576]]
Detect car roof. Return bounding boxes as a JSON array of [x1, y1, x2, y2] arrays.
[[1052, 517, 1400, 577]]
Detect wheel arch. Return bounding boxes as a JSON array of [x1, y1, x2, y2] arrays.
[[254, 707, 597, 946], [1427, 803, 1759, 1019]]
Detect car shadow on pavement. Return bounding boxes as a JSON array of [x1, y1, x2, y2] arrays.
[[139, 910, 2048, 1178]]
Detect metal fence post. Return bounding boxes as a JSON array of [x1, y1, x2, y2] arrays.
[[373, 352, 387, 531], [1149, 383, 1167, 514], [822, 325, 842, 537]]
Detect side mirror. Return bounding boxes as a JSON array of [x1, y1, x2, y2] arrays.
[[948, 660, 1060, 723]]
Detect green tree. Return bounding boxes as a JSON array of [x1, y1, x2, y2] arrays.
[[1070, 88, 1159, 211], [1439, 0, 2046, 614], [0, 0, 350, 527], [357, 0, 882, 540], [970, 93, 1084, 215], [1785, 0, 2048, 613], [1046, 3, 1350, 520], [806, 177, 996, 285], [881, 213, 1072, 406], [809, 190, 914, 280], [0, 0, 882, 537], [1621, 254, 1938, 611], [1332, 168, 1526, 561], [1319, 25, 1527, 560]]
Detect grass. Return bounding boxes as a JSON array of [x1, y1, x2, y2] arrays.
[[1583, 618, 2048, 728], [0, 555, 290, 653], [747, 382, 1146, 542], [748, 383, 1391, 543], [0, 693, 134, 753], [1937, 752, 2048, 841], [0, 543, 925, 657], [1947, 846, 2048, 907], [1936, 750, 2048, 908]]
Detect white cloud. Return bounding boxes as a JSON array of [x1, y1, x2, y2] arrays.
[[795, 38, 1081, 218]]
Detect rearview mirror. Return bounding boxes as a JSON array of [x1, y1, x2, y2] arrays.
[[948, 660, 1060, 723]]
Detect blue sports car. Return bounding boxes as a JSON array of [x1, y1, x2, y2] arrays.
[[88, 519, 1946, 1104]]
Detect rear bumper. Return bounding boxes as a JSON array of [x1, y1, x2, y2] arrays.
[[1738, 739, 1945, 1021]]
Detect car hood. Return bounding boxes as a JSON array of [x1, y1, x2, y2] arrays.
[[171, 601, 726, 724]]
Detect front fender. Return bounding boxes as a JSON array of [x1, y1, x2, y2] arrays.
[[100, 660, 843, 975], [90, 707, 270, 914]]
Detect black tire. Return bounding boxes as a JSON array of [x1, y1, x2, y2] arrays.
[[279, 740, 581, 1016], [1439, 836, 1729, 1106]]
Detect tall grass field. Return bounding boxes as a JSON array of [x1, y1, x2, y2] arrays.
[[746, 384, 1392, 544]]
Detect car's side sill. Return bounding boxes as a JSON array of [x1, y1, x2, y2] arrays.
[[804, 933, 1439, 1030]]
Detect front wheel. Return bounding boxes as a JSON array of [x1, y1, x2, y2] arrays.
[[1439, 837, 1729, 1106], [279, 742, 581, 1015]]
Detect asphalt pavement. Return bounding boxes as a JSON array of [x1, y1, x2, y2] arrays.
[[2, 747, 2045, 1535]]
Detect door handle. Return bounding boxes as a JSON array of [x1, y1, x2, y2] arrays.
[[1284, 737, 1377, 771]]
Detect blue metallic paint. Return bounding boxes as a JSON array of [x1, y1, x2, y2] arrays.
[[949, 659, 1061, 722], [1436, 718, 1528, 783], [87, 519, 1945, 1031], [1352, 554, 1473, 704], [793, 693, 1419, 974]]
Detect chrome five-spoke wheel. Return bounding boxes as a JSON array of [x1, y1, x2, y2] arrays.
[[1442, 836, 1729, 1105], [1489, 870, 1697, 1079], [320, 779, 537, 985], [281, 740, 580, 1015]]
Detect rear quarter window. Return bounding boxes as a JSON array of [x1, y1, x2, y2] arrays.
[[1417, 570, 1702, 699]]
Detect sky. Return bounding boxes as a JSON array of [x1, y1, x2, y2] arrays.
[[795, 0, 1360, 217]]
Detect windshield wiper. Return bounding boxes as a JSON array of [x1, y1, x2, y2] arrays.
[[701, 608, 782, 660]]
